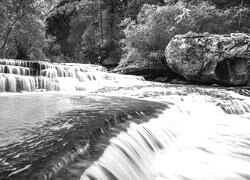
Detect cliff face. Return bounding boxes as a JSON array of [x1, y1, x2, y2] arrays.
[[45, 0, 122, 65], [46, 13, 72, 56], [165, 32, 250, 86], [46, 1, 77, 61]]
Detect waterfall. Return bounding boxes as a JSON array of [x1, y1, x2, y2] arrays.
[[81, 96, 250, 180], [0, 59, 145, 93], [0, 95, 167, 180], [1, 59, 250, 180]]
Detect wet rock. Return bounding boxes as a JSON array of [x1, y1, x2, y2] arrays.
[[154, 76, 169, 82], [169, 78, 191, 85], [235, 88, 250, 97], [165, 32, 250, 86], [102, 57, 119, 68]]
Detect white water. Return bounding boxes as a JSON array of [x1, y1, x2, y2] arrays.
[[0, 59, 145, 93], [81, 95, 250, 180], [1, 59, 250, 180]]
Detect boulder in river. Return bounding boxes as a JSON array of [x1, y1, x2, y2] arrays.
[[113, 49, 172, 80], [165, 32, 250, 86]]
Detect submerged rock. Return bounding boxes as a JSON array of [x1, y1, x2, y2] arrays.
[[154, 76, 169, 82], [165, 32, 250, 86], [235, 88, 250, 97]]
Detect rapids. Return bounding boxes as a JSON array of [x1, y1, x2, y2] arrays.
[[0, 59, 250, 180]]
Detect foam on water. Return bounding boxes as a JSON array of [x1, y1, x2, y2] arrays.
[[81, 96, 250, 180], [0, 59, 146, 93], [1, 59, 250, 180]]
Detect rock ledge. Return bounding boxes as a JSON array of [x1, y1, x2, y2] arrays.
[[165, 32, 250, 86]]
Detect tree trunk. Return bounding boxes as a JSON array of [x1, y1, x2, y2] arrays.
[[100, 1, 103, 43], [0, 25, 14, 57], [239, 0, 244, 29]]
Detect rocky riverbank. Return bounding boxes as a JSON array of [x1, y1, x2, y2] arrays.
[[114, 32, 250, 87]]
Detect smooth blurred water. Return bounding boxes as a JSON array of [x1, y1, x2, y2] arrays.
[[0, 92, 167, 180], [0, 60, 250, 180], [0, 94, 79, 147], [81, 87, 250, 180]]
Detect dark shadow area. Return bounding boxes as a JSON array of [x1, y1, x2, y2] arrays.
[[215, 59, 230, 82], [215, 57, 248, 84]]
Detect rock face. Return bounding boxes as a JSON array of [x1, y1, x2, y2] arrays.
[[46, 5, 74, 58], [113, 50, 172, 80], [165, 32, 250, 86]]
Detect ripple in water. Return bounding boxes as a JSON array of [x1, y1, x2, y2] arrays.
[[0, 94, 167, 180], [1, 76, 250, 180]]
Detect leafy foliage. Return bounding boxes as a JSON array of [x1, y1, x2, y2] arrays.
[[0, 0, 54, 60], [121, 1, 250, 65], [46, 0, 167, 64], [1, 0, 250, 64]]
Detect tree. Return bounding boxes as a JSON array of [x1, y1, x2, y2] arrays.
[[45, 0, 168, 64], [0, 0, 53, 60], [120, 0, 250, 67]]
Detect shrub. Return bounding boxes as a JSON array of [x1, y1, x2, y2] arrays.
[[121, 1, 250, 64]]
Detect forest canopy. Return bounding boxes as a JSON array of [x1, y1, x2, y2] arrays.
[[0, 0, 249, 65]]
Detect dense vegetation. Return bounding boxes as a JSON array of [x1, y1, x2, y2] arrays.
[[0, 0, 54, 60], [0, 0, 250, 65]]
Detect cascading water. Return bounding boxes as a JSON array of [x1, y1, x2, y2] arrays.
[[81, 95, 250, 180], [1, 59, 250, 180], [0, 59, 144, 93]]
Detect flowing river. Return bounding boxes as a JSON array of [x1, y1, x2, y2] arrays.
[[0, 59, 250, 180]]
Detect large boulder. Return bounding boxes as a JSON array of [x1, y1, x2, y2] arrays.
[[165, 32, 250, 86], [113, 49, 172, 80]]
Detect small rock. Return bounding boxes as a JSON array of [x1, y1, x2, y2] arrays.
[[154, 76, 169, 82]]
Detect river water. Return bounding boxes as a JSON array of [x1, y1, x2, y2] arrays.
[[0, 60, 250, 180]]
